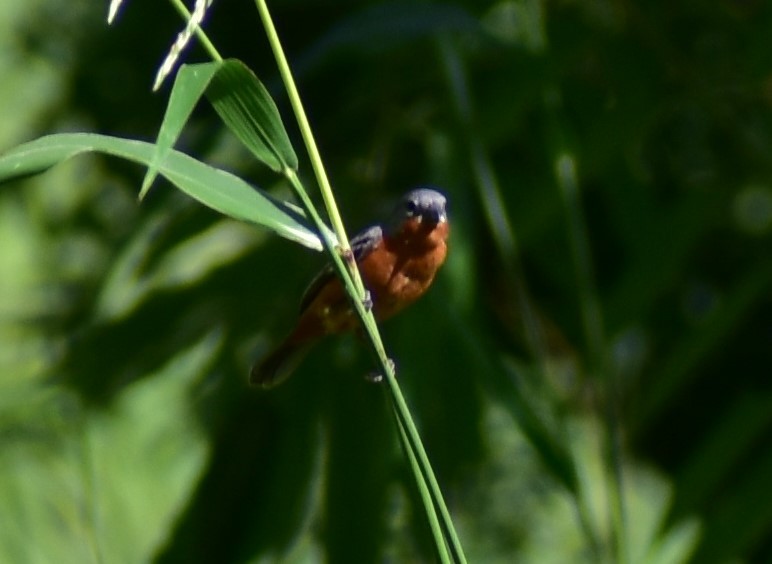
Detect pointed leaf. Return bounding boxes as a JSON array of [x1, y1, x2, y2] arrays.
[[0, 133, 322, 250], [205, 59, 298, 172], [140, 62, 220, 200]]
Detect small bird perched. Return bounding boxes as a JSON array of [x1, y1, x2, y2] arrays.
[[250, 188, 450, 388]]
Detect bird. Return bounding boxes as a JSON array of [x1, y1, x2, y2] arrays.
[[250, 187, 450, 389]]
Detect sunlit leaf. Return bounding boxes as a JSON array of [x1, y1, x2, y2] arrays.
[[0, 133, 321, 250], [142, 59, 297, 200], [0, 329, 219, 563], [140, 62, 219, 200], [206, 59, 298, 172]]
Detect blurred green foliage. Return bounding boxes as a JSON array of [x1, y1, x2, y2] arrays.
[[1, 0, 771, 562]]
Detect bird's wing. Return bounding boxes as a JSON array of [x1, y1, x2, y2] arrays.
[[298, 225, 383, 314], [350, 224, 384, 260]]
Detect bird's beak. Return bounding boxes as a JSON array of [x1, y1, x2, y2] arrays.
[[422, 209, 446, 225]]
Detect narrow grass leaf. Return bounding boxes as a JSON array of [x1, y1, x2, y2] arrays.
[[205, 58, 298, 172], [394, 412, 451, 563], [0, 133, 321, 250], [140, 61, 220, 200]]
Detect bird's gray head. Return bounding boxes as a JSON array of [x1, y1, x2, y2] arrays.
[[395, 187, 448, 226]]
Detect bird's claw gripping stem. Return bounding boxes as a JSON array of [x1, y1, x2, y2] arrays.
[[365, 358, 396, 383], [362, 290, 373, 312]]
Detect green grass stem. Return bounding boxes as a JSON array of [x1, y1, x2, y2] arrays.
[[437, 35, 603, 561], [253, 2, 466, 561], [554, 151, 628, 563], [168, 0, 223, 62]]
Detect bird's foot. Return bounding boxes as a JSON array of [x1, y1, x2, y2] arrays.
[[340, 246, 355, 265], [365, 358, 396, 383], [362, 290, 373, 312]]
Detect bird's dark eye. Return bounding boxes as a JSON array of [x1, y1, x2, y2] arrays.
[[405, 200, 418, 215]]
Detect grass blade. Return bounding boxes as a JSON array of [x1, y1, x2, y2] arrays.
[[0, 133, 320, 250], [140, 62, 220, 200], [206, 58, 298, 172]]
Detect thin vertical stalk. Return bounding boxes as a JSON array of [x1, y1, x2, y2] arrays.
[[554, 152, 627, 564], [253, 0, 367, 300], [437, 35, 604, 561], [395, 409, 451, 563], [253, 2, 466, 561]]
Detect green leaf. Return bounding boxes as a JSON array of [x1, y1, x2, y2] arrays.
[[205, 59, 298, 172], [0, 133, 322, 250], [95, 216, 266, 323], [140, 62, 220, 200], [141, 59, 297, 200], [0, 329, 219, 564]]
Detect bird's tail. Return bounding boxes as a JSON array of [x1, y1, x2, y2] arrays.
[[249, 336, 311, 389]]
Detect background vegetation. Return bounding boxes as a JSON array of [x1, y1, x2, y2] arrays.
[[1, 0, 771, 562]]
